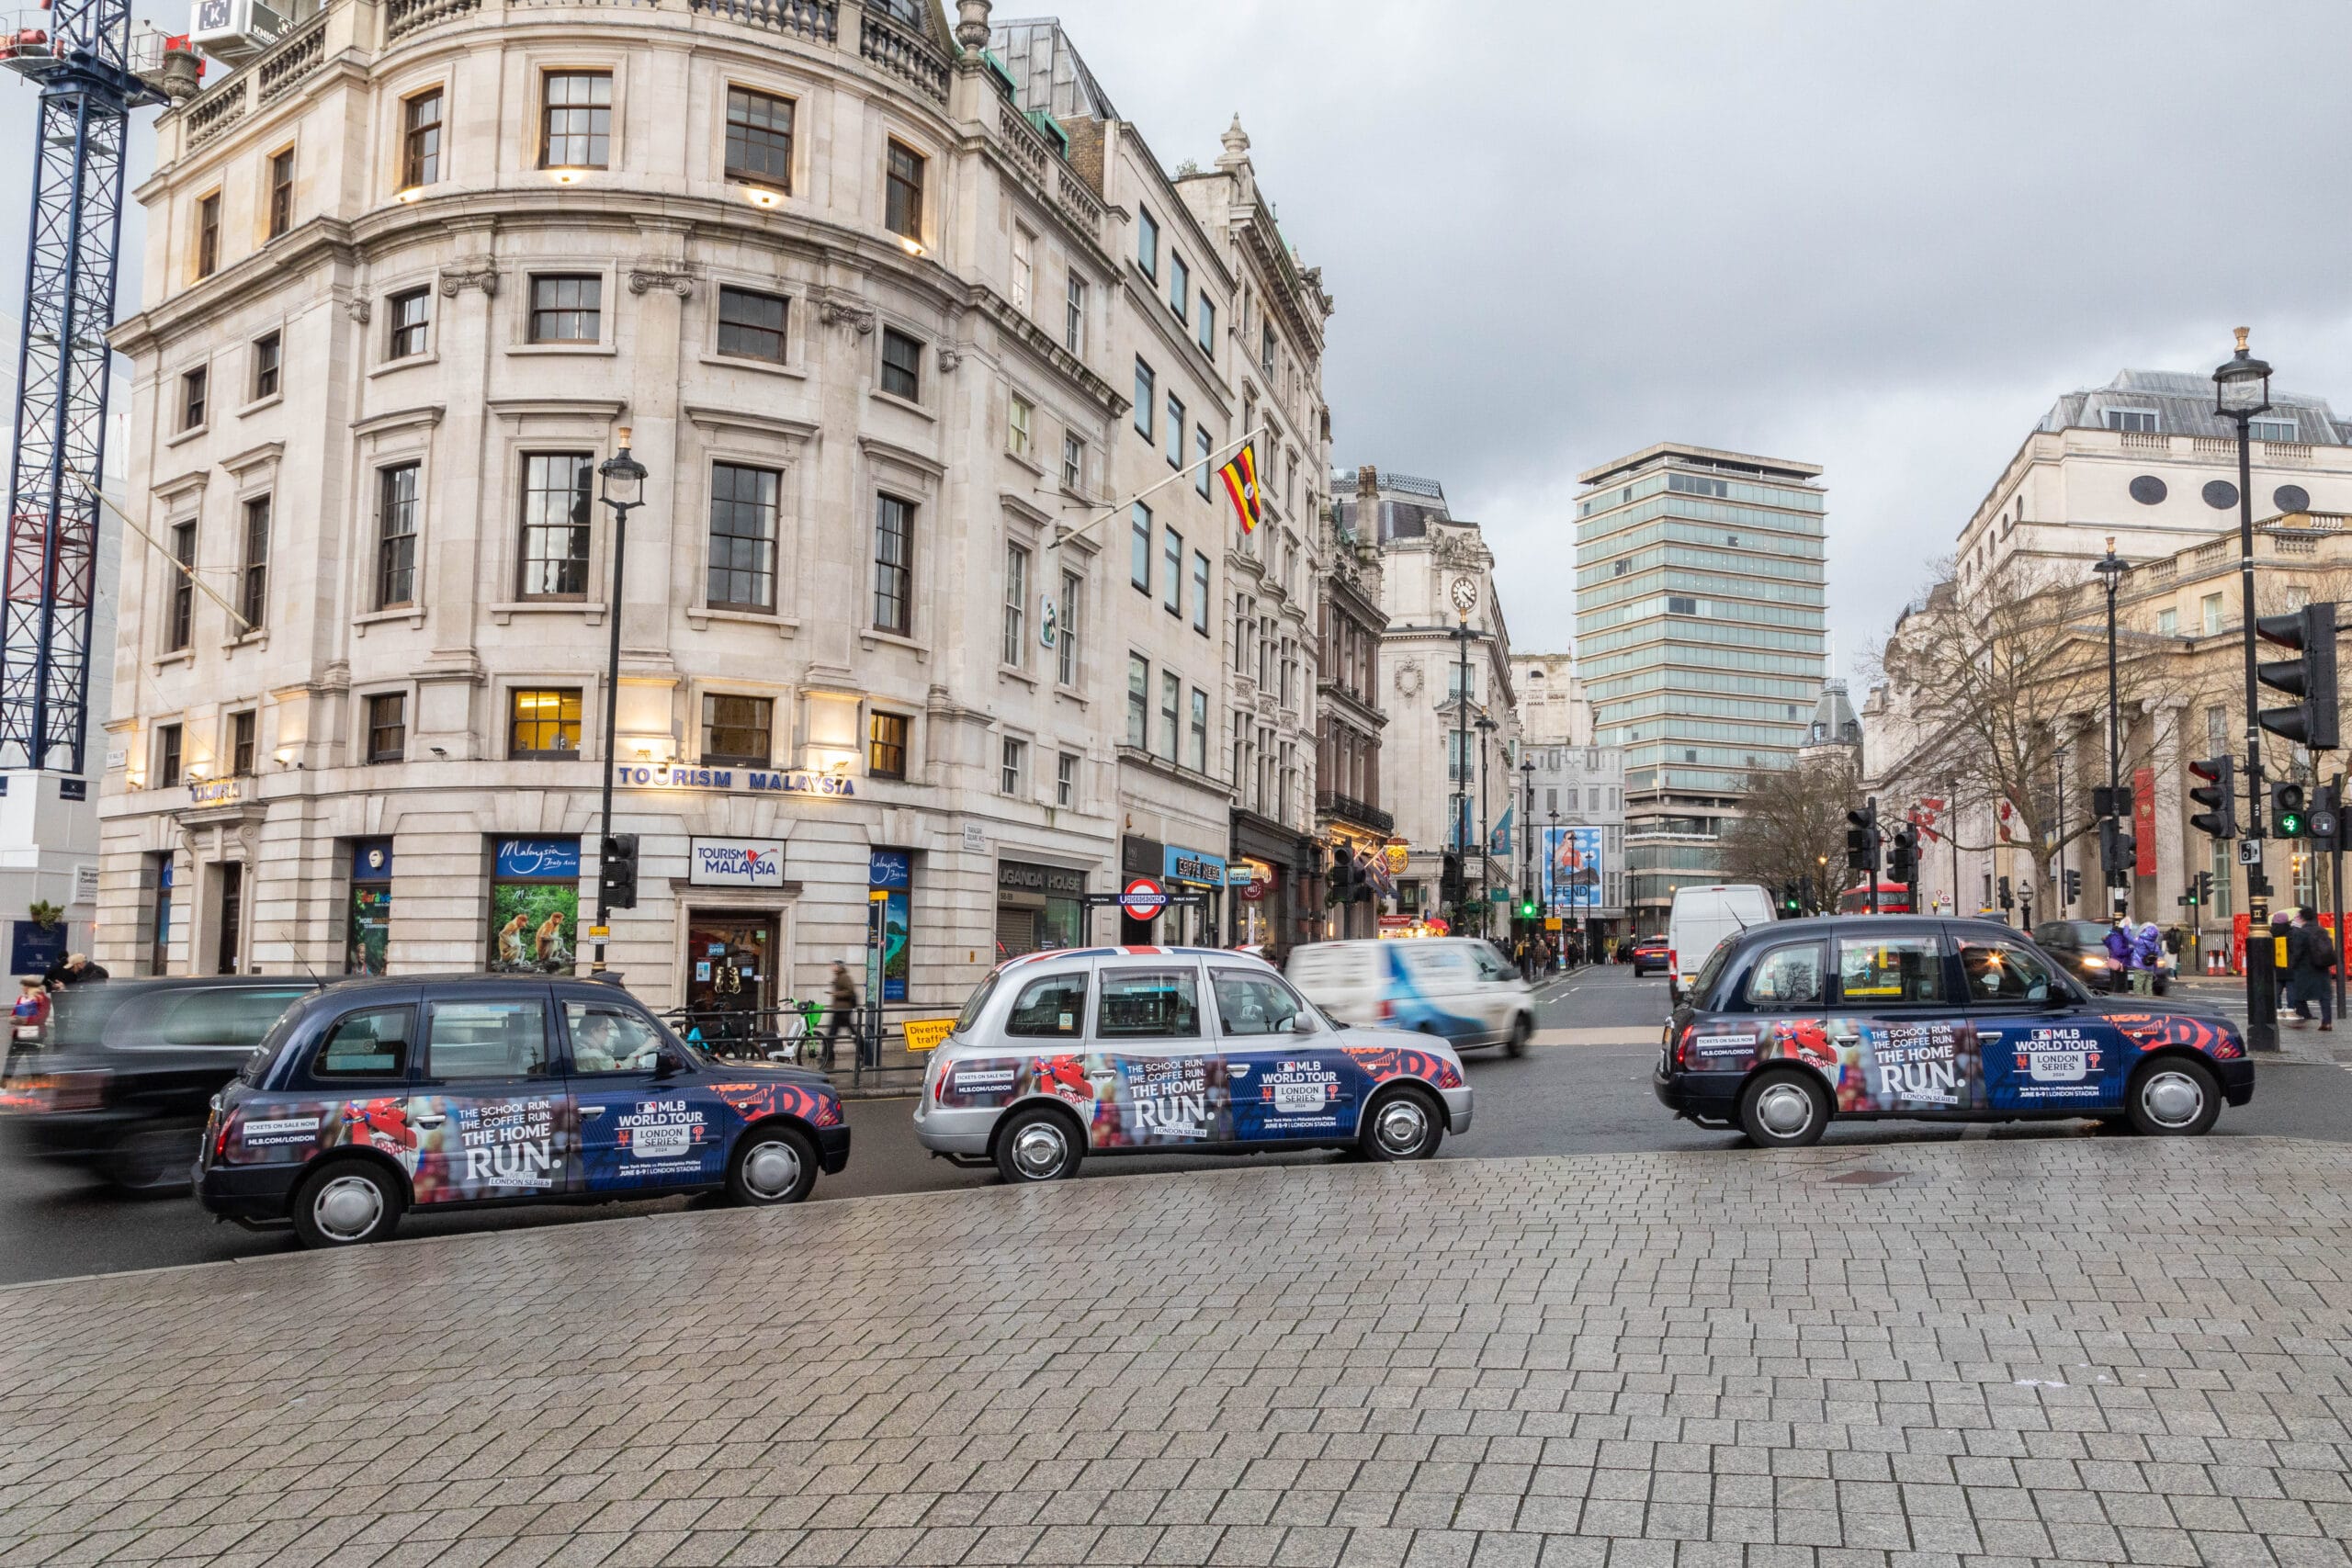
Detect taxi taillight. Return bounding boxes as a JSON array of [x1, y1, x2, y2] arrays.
[[211, 1108, 237, 1164], [1673, 1024, 1696, 1071]]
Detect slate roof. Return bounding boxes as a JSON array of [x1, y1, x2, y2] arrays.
[[2040, 368, 2351, 445]]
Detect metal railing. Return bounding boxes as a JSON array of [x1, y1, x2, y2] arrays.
[[661, 995, 960, 1092]]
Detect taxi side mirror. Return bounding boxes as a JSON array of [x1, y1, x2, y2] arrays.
[[1291, 1013, 1316, 1034], [653, 1047, 684, 1077]]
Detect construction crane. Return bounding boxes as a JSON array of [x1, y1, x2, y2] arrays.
[[0, 0, 189, 776]]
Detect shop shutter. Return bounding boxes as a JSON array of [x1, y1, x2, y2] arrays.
[[995, 906, 1041, 960]]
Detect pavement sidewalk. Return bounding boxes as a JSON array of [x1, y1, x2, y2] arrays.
[[5, 1137, 2350, 1568]]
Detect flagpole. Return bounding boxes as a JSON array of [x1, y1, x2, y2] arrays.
[[1045, 423, 1271, 559]]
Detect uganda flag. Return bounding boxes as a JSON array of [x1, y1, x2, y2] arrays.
[[1217, 446, 1263, 535]]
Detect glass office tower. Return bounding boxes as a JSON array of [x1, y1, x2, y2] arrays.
[[1573, 443, 1827, 931]]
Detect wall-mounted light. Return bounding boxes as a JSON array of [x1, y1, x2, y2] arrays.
[[549, 169, 581, 186], [396, 186, 424, 204], [899, 236, 924, 257], [745, 186, 781, 209]]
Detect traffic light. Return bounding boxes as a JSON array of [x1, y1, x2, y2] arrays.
[[2064, 866, 2082, 905], [2256, 602, 2341, 750], [598, 833, 639, 910], [1997, 875, 2012, 910], [1520, 894, 1539, 919], [1781, 882, 1803, 916], [1845, 801, 1880, 874], [2198, 870, 2214, 906], [1887, 824, 1918, 882], [2312, 784, 2342, 852], [2271, 779, 2307, 840], [1329, 850, 1355, 906], [2182, 879, 2199, 908], [1440, 850, 1465, 908], [2187, 755, 2238, 840], [2099, 818, 2136, 885]]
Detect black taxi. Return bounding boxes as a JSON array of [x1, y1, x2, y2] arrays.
[[197, 975, 849, 1247], [1654, 916, 2253, 1147]]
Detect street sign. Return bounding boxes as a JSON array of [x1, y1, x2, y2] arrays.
[[1544, 916, 1562, 931], [1119, 876, 1168, 919], [2240, 838, 2264, 865]]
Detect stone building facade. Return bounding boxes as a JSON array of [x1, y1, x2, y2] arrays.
[[95, 0, 1330, 1009], [1361, 470, 1521, 934]]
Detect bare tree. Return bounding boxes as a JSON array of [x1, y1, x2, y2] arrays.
[[1869, 556, 2225, 914], [1718, 751, 1860, 908]]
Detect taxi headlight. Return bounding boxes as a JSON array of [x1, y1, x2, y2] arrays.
[[2083, 955, 2109, 968]]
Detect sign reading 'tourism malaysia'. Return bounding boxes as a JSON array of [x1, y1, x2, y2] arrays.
[[689, 838, 786, 889], [613, 764, 854, 798]]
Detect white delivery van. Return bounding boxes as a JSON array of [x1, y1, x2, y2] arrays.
[[1665, 884, 1775, 998], [1286, 938, 1535, 1055]]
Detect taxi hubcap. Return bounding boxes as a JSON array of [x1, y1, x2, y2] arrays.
[[743, 1140, 802, 1200], [2143, 1071, 2204, 1128], [1377, 1098, 1428, 1153], [1757, 1083, 1814, 1136], [1012, 1122, 1069, 1179], [314, 1175, 383, 1242]]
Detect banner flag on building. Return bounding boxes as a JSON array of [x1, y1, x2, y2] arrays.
[[1217, 446, 1262, 535], [1489, 803, 1513, 857]]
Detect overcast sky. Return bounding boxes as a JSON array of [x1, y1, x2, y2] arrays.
[[8, 1, 2352, 684]]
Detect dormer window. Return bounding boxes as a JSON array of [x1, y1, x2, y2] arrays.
[[2252, 415, 2299, 443], [2102, 408, 2159, 434]]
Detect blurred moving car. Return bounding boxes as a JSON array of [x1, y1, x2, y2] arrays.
[[1285, 937, 1533, 1055], [1654, 915, 2250, 1147], [915, 946, 1470, 1184], [2031, 919, 2166, 996], [198, 975, 849, 1247], [1630, 938, 1671, 976], [1, 976, 326, 1192]]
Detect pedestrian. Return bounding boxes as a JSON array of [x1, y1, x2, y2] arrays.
[[2291, 908, 2336, 1032], [40, 952, 107, 993], [2131, 921, 2163, 997], [2102, 917, 2133, 995], [820, 960, 865, 1071], [11, 977, 50, 1047], [2272, 910, 2300, 1017]]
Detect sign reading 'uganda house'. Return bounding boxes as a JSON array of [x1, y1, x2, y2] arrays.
[[612, 764, 854, 798]]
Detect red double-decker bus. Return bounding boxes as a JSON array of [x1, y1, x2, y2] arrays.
[[1836, 880, 1914, 915]]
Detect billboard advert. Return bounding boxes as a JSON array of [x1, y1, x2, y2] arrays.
[[1541, 826, 1604, 910]]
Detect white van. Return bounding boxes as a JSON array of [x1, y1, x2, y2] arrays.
[[1665, 884, 1775, 997], [1285, 938, 1535, 1055]]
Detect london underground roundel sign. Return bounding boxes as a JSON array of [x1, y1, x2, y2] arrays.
[[1120, 876, 1169, 919]]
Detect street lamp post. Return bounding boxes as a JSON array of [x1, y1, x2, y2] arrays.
[[2053, 741, 2068, 912], [1546, 799, 1560, 964], [1446, 577, 1479, 934], [2215, 327, 2278, 1052], [1520, 755, 1536, 973], [590, 428, 649, 976], [2093, 537, 2129, 917], [1476, 714, 1497, 932]]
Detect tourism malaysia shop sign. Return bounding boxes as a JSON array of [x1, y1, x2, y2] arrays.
[[612, 764, 854, 798]]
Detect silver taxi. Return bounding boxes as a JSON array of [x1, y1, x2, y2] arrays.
[[915, 945, 1472, 1183]]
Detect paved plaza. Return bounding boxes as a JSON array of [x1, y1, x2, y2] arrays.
[[3, 1138, 2349, 1568]]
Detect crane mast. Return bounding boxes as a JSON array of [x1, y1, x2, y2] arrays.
[[2, 0, 162, 775]]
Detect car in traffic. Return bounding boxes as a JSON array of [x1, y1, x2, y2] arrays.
[[1, 976, 329, 1191], [1653, 915, 2251, 1146], [1284, 937, 1534, 1055], [915, 946, 1471, 1183], [1631, 938, 1670, 976], [196, 975, 848, 1247], [2031, 919, 2168, 995]]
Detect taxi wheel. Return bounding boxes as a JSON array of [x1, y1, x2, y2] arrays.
[[291, 1159, 403, 1248], [994, 1104, 1084, 1184], [1359, 1086, 1443, 1162], [728, 1123, 819, 1206], [1738, 1068, 1830, 1150], [1505, 1016, 1532, 1058], [2127, 1057, 2221, 1137]]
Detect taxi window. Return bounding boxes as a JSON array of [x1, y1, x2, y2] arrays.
[[1689, 942, 1736, 1006], [1211, 969, 1308, 1035], [565, 1001, 662, 1073], [1005, 973, 1087, 1038], [1095, 968, 1201, 1038], [425, 999, 551, 1079], [1740, 942, 1825, 1009], [310, 1006, 413, 1080], [951, 973, 1001, 1037], [1960, 939, 2068, 1004], [1835, 935, 1946, 1006]]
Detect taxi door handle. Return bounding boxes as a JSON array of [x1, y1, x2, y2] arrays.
[[1825, 1021, 1860, 1044], [581, 1105, 606, 1118], [412, 1113, 446, 1129]]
